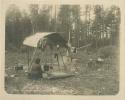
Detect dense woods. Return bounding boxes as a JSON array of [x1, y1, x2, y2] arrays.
[[5, 4, 120, 50]]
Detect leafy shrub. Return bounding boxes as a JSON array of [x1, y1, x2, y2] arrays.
[[97, 45, 119, 58]]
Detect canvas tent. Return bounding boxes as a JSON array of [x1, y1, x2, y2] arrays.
[[23, 32, 74, 79], [23, 32, 68, 68], [23, 32, 67, 48]]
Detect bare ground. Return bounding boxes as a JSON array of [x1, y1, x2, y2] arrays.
[[5, 48, 119, 95]]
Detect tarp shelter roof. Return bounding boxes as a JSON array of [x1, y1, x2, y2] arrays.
[[23, 32, 67, 47]]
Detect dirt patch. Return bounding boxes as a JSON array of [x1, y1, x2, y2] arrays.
[[5, 49, 119, 95]]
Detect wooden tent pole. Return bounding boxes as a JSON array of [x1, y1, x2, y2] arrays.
[[51, 47, 53, 66], [25, 47, 30, 71], [56, 54, 60, 71], [29, 47, 37, 72], [27, 47, 30, 67], [59, 49, 67, 71]]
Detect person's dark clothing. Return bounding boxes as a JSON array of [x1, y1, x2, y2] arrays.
[[30, 63, 42, 80]]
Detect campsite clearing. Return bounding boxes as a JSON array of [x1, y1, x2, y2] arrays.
[[5, 47, 119, 95]]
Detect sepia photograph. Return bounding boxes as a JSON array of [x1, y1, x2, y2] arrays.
[[4, 3, 121, 95]]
